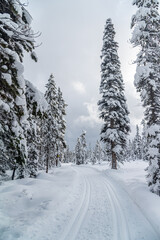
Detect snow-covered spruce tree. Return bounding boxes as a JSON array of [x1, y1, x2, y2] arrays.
[[25, 80, 48, 177], [63, 146, 75, 163], [75, 131, 88, 165], [131, 0, 160, 195], [63, 146, 70, 163], [133, 125, 142, 160], [25, 90, 38, 177], [44, 74, 59, 172], [80, 131, 87, 164], [91, 151, 97, 165], [0, 0, 37, 179], [141, 119, 148, 161], [94, 140, 102, 164], [75, 137, 82, 165], [57, 87, 67, 165], [87, 143, 92, 163], [98, 18, 130, 169], [126, 139, 135, 161]]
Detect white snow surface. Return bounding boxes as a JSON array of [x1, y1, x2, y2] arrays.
[[0, 161, 160, 240]]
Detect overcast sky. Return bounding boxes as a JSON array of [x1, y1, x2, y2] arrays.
[[24, 0, 144, 149]]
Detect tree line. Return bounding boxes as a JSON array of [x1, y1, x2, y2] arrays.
[[0, 1, 66, 179]]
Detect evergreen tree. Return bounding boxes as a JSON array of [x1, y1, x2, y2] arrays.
[[141, 120, 148, 161], [80, 131, 87, 164], [75, 131, 87, 165], [94, 140, 102, 164], [91, 151, 97, 165], [131, 0, 160, 195], [25, 80, 48, 177], [0, 0, 37, 179], [127, 139, 136, 161], [44, 74, 59, 172], [63, 146, 70, 163], [98, 18, 130, 169], [87, 143, 92, 163], [75, 137, 82, 165], [57, 87, 67, 165], [133, 125, 142, 160]]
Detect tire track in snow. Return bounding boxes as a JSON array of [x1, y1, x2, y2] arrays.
[[60, 175, 91, 240], [102, 179, 131, 240]]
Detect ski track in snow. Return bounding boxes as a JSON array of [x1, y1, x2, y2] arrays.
[[102, 172, 159, 240], [102, 179, 131, 240], [0, 164, 160, 240], [62, 166, 159, 240], [60, 174, 91, 240]]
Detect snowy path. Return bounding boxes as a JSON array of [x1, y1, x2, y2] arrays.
[[0, 164, 160, 240], [60, 166, 159, 240]]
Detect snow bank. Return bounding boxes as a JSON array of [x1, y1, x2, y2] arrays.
[[0, 165, 81, 240]]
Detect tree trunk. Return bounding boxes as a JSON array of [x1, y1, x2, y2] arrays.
[[56, 144, 59, 167], [12, 167, 16, 180], [46, 154, 49, 173], [111, 145, 117, 169], [110, 118, 117, 170], [56, 158, 58, 167], [46, 145, 49, 173]]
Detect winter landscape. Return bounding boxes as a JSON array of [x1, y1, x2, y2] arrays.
[[1, 0, 160, 240]]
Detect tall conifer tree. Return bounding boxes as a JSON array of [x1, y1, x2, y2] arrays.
[[44, 74, 59, 172], [0, 0, 37, 178], [131, 0, 160, 195], [133, 125, 142, 160], [98, 18, 130, 169], [25, 80, 48, 177], [75, 131, 87, 165], [57, 87, 67, 165], [94, 140, 102, 164]]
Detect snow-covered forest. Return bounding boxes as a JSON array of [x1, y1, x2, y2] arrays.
[[0, 0, 160, 239]]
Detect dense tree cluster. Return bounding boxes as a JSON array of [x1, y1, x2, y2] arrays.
[[126, 124, 147, 161], [0, 1, 67, 179]]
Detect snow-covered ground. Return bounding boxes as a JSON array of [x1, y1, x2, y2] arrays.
[[0, 161, 160, 240]]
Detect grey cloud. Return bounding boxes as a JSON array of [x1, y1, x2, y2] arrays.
[[24, 0, 143, 148]]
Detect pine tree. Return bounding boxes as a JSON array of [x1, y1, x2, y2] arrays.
[[63, 146, 70, 163], [87, 143, 92, 163], [131, 0, 160, 195], [91, 151, 97, 165], [141, 120, 148, 161], [133, 125, 142, 160], [75, 131, 87, 165], [44, 74, 59, 172], [25, 80, 48, 177], [80, 131, 87, 164], [75, 137, 82, 165], [0, 0, 37, 179], [125, 139, 132, 161], [57, 87, 67, 165], [98, 18, 130, 169], [94, 140, 102, 164]]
